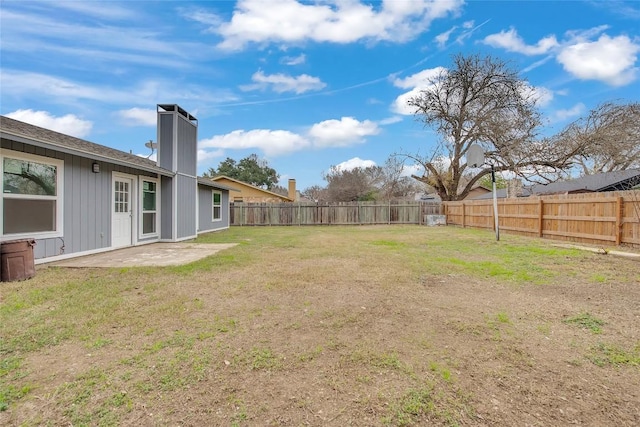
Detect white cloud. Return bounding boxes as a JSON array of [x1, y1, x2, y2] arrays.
[[482, 28, 559, 55], [390, 67, 444, 116], [462, 20, 474, 29], [117, 108, 156, 126], [392, 67, 444, 89], [308, 117, 380, 148], [0, 70, 238, 106], [212, 0, 463, 51], [435, 27, 456, 48], [281, 53, 306, 65], [379, 116, 403, 125], [199, 129, 311, 156], [197, 148, 225, 163], [552, 103, 586, 122], [557, 34, 639, 86], [392, 87, 422, 116], [334, 157, 377, 171], [240, 70, 326, 94], [199, 116, 380, 157], [5, 109, 92, 138], [520, 85, 554, 107], [480, 25, 639, 86], [400, 163, 424, 177]]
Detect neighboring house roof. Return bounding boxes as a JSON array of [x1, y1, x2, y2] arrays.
[[473, 188, 529, 200], [196, 177, 239, 192], [209, 175, 294, 201], [473, 169, 640, 200], [531, 169, 640, 194], [0, 115, 171, 176]]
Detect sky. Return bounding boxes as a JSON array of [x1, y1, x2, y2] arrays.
[[1, 0, 639, 190]]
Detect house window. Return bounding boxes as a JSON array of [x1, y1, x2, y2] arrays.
[[212, 190, 222, 221], [1, 151, 63, 238], [141, 179, 158, 236]]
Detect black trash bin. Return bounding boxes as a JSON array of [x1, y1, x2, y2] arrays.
[[1, 239, 36, 282]]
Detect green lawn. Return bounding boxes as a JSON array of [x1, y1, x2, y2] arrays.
[[2, 226, 639, 426]]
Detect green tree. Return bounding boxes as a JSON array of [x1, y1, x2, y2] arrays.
[[204, 154, 279, 189], [478, 173, 507, 190]]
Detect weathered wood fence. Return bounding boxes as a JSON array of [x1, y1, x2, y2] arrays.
[[230, 201, 443, 226], [444, 190, 640, 248]]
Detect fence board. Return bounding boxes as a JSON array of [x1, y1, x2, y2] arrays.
[[230, 201, 443, 226], [444, 190, 640, 248]]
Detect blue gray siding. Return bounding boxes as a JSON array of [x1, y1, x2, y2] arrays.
[[177, 175, 197, 239], [158, 114, 174, 171], [177, 117, 197, 176], [198, 185, 230, 232], [1, 137, 156, 260], [160, 175, 173, 239]]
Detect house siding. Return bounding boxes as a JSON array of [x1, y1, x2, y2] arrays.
[[198, 185, 230, 232], [160, 175, 173, 240], [1, 138, 156, 261], [158, 113, 174, 171], [177, 117, 197, 176], [177, 175, 197, 239]]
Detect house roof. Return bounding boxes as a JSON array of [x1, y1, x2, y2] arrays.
[[473, 188, 529, 200], [209, 175, 294, 201], [531, 168, 640, 194], [0, 115, 172, 176], [473, 169, 640, 200], [196, 177, 239, 192]]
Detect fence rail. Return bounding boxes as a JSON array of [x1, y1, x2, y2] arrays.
[[230, 201, 443, 226], [443, 190, 640, 248]]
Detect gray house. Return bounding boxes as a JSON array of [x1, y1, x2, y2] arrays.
[[0, 104, 234, 264]]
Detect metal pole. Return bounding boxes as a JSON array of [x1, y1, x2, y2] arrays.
[[492, 165, 500, 241]]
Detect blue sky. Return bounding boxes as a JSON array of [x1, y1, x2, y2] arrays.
[[1, 0, 639, 190]]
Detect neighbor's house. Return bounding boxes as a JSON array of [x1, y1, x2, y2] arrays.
[[210, 175, 298, 203], [0, 104, 235, 264], [473, 169, 640, 200]]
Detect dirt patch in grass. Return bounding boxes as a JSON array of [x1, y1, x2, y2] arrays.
[[1, 226, 639, 426]]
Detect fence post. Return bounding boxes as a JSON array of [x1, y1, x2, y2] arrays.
[[615, 196, 623, 245], [461, 203, 466, 228], [538, 199, 544, 237]]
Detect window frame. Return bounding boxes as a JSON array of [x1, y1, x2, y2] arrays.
[[139, 176, 159, 238], [1, 149, 64, 241], [212, 190, 222, 222]]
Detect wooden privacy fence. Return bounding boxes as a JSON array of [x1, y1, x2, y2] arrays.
[[230, 201, 443, 226], [444, 190, 640, 248]]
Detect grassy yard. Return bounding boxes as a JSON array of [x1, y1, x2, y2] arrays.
[[1, 225, 639, 426]]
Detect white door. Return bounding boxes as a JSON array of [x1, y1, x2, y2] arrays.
[[112, 176, 133, 248]]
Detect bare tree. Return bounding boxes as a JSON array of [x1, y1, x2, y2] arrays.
[[324, 166, 384, 202], [554, 101, 640, 175], [379, 156, 422, 201], [301, 185, 328, 202], [403, 53, 570, 201]]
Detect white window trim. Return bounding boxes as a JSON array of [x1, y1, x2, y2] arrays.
[[1, 149, 64, 241], [138, 176, 160, 239], [212, 189, 222, 222]]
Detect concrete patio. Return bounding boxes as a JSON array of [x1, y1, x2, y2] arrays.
[[50, 242, 237, 268]]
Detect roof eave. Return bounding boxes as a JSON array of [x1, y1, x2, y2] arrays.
[[1, 130, 174, 177]]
